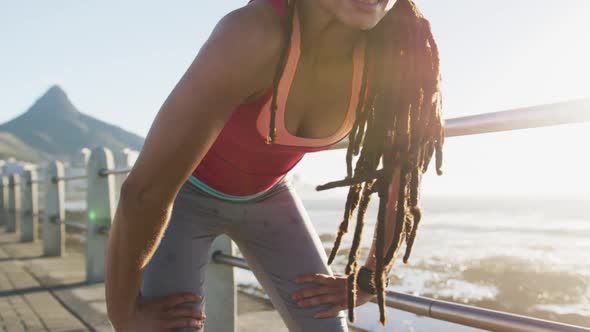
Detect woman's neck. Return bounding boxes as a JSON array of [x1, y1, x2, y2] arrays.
[[296, 0, 363, 64]]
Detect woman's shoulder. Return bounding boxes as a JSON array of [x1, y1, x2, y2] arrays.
[[213, 1, 285, 63], [205, 1, 285, 102]]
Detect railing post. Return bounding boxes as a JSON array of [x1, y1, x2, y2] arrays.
[[7, 174, 21, 234], [204, 235, 238, 332], [0, 176, 8, 228], [43, 161, 66, 257], [21, 170, 39, 242], [113, 149, 135, 203], [86, 147, 116, 283]]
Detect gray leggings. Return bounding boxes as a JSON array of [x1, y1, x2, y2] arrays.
[[140, 175, 349, 332]]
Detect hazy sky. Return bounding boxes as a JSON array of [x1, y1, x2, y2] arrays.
[[1, 1, 589, 196]]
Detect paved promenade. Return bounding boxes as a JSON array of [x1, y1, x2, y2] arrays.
[[0, 231, 365, 332]]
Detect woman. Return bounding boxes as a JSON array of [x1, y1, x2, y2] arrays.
[[105, 0, 443, 331]]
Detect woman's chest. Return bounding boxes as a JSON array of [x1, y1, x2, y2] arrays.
[[284, 58, 355, 139]]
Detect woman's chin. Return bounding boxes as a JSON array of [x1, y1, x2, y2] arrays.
[[338, 14, 384, 31], [339, 0, 391, 30], [348, 0, 388, 12]]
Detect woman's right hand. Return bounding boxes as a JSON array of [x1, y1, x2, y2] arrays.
[[121, 292, 205, 331]]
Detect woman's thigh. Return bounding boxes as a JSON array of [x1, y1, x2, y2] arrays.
[[140, 182, 232, 331], [230, 183, 349, 332]]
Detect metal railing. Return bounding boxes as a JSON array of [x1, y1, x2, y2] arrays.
[[332, 99, 590, 150], [0, 99, 588, 331], [63, 220, 88, 231], [99, 166, 133, 176], [52, 174, 87, 183], [444, 99, 590, 138]]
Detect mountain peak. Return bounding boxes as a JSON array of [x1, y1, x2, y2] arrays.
[[45, 84, 68, 100], [29, 85, 78, 115], [0, 86, 144, 161]]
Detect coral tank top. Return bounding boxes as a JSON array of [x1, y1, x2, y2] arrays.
[[191, 0, 366, 197]]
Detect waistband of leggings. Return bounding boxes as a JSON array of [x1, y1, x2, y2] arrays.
[[186, 174, 291, 203]]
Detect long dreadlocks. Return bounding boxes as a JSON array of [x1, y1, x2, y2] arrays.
[[265, 0, 444, 326]]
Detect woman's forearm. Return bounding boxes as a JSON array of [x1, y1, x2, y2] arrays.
[[105, 183, 173, 330]]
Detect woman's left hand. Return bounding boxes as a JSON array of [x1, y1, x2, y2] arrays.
[[291, 273, 377, 318]]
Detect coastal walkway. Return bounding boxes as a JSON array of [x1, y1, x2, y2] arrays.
[[0, 231, 320, 332]]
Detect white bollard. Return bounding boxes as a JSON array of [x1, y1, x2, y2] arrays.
[[7, 174, 21, 233], [0, 176, 8, 228], [86, 147, 116, 283], [43, 161, 66, 257], [204, 235, 238, 332], [21, 170, 39, 242]]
